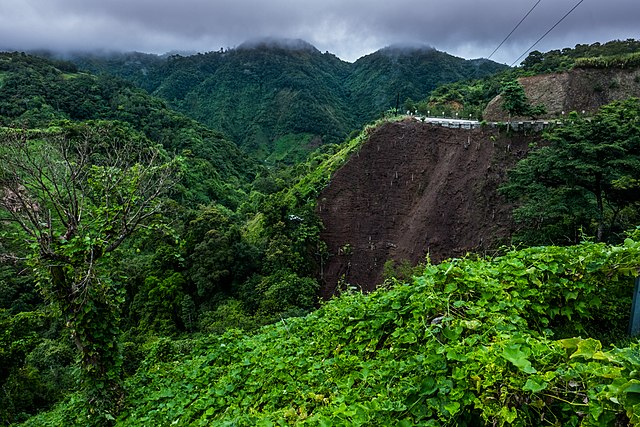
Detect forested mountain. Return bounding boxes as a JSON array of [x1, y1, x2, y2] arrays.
[[153, 40, 355, 161], [347, 44, 506, 122], [0, 51, 256, 207], [56, 39, 506, 162], [47, 50, 165, 89], [0, 52, 328, 424], [520, 38, 640, 73], [421, 39, 640, 120], [3, 40, 640, 426]]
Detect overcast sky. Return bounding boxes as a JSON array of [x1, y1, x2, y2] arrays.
[[0, 0, 637, 65]]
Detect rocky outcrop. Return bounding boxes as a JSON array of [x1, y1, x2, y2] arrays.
[[484, 67, 640, 121]]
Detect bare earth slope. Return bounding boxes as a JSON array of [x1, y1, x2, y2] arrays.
[[317, 120, 533, 296], [484, 67, 640, 121]]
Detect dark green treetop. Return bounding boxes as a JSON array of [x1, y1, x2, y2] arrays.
[[501, 98, 640, 244]]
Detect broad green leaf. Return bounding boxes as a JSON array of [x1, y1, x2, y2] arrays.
[[420, 377, 437, 396], [622, 380, 640, 394], [523, 378, 548, 393], [620, 380, 640, 407], [615, 347, 640, 367], [502, 343, 537, 374], [589, 404, 603, 421], [558, 337, 582, 351], [443, 401, 460, 416], [570, 338, 602, 360], [499, 406, 518, 423]]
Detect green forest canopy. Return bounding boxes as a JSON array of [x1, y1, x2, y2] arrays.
[[19, 239, 640, 426], [420, 39, 640, 120], [501, 98, 640, 245], [2, 42, 640, 425], [59, 43, 507, 162]]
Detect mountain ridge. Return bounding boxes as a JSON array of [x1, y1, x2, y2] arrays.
[[0, 51, 257, 207], [47, 39, 507, 161]]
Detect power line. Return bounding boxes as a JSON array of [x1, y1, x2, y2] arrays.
[[487, 0, 543, 60], [510, 0, 586, 67]]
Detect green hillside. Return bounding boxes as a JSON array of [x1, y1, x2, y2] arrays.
[[156, 40, 354, 160], [20, 239, 640, 426], [0, 53, 329, 424], [47, 50, 165, 92], [347, 44, 506, 122], [59, 40, 507, 162], [3, 42, 640, 427], [420, 39, 640, 120], [521, 38, 640, 73], [0, 51, 257, 207]]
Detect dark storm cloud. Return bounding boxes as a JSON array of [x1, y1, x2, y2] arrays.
[[0, 0, 637, 63]]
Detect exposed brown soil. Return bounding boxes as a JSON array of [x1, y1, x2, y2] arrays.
[[317, 120, 534, 297], [484, 67, 640, 121]]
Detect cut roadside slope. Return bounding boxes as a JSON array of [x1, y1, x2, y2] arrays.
[[318, 120, 534, 295]]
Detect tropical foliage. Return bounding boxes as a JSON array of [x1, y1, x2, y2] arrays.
[[19, 239, 640, 426], [347, 45, 506, 123], [59, 42, 506, 162], [0, 121, 179, 421], [501, 98, 640, 245], [2, 41, 640, 426], [522, 39, 640, 73], [499, 80, 547, 118], [0, 52, 331, 424], [418, 39, 640, 121]]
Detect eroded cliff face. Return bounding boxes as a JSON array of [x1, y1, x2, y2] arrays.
[[317, 120, 534, 296], [484, 67, 640, 121]]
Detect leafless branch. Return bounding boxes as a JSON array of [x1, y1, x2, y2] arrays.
[[0, 122, 178, 266]]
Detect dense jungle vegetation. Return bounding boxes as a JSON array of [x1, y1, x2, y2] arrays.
[[0, 51, 353, 424], [56, 40, 507, 163], [1, 39, 640, 425]]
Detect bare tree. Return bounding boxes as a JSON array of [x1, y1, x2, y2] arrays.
[[0, 120, 179, 416]]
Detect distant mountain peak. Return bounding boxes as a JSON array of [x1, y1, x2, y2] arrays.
[[379, 43, 436, 56], [237, 37, 319, 53]]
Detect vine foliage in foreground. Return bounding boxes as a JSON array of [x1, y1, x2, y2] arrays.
[[64, 239, 640, 426]]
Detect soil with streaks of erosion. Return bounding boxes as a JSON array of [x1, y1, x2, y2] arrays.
[[317, 119, 535, 297]]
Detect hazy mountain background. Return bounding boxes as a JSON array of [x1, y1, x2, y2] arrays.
[[53, 39, 507, 162]]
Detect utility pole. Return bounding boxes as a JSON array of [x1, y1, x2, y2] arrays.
[[629, 277, 640, 336]]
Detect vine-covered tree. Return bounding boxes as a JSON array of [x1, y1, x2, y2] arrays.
[[500, 80, 547, 119], [501, 98, 640, 244], [0, 120, 179, 421], [500, 80, 530, 117]]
